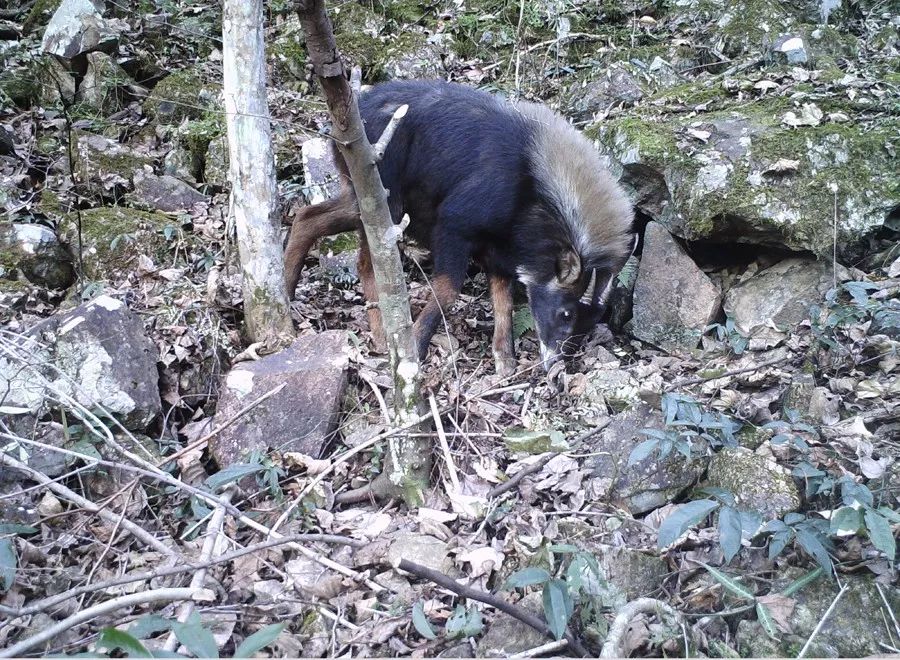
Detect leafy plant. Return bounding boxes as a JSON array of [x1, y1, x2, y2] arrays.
[[705, 317, 749, 355], [411, 601, 483, 641], [810, 280, 883, 350], [502, 545, 603, 641], [629, 393, 740, 466], [761, 408, 819, 453]]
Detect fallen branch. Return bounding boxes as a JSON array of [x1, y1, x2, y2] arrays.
[[0, 588, 203, 658], [395, 558, 590, 657], [511, 639, 569, 658], [600, 598, 687, 658], [0, 533, 362, 619], [667, 355, 791, 390], [0, 451, 177, 558]]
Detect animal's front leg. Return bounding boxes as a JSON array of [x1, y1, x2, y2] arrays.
[[412, 237, 471, 361], [489, 274, 516, 377]]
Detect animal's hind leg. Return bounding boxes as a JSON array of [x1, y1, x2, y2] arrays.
[[356, 229, 386, 352], [284, 193, 360, 298], [489, 274, 516, 377]]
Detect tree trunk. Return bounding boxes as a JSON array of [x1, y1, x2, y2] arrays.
[[222, 0, 294, 346], [296, 0, 429, 505]]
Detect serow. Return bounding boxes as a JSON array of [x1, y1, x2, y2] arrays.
[[284, 80, 635, 377]]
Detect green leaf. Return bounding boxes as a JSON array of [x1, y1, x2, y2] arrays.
[[411, 602, 436, 641], [658, 499, 719, 548], [128, 615, 173, 639], [829, 506, 863, 535], [780, 567, 824, 597], [769, 529, 792, 559], [864, 510, 896, 559], [718, 506, 743, 563], [542, 579, 573, 640], [627, 439, 659, 466], [95, 628, 154, 658], [512, 307, 535, 338], [755, 602, 778, 640], [0, 524, 38, 535], [234, 622, 287, 657], [445, 604, 483, 639], [172, 620, 219, 658], [204, 463, 263, 491], [877, 507, 900, 524], [0, 538, 17, 592], [795, 529, 833, 576], [701, 563, 755, 601], [504, 567, 551, 590], [548, 544, 580, 554]]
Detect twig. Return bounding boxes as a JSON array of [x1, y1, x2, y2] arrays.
[[797, 584, 849, 658], [600, 598, 686, 658], [0, 588, 203, 658], [160, 382, 287, 466], [360, 372, 392, 424], [876, 583, 900, 642], [667, 355, 790, 389], [511, 639, 569, 658], [487, 452, 559, 499], [372, 104, 408, 162], [0, 533, 362, 619], [0, 452, 177, 558], [395, 558, 590, 657], [430, 394, 460, 492], [482, 33, 606, 72], [163, 489, 234, 652]]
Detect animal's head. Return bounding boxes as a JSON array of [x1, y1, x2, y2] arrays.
[[513, 100, 637, 371]]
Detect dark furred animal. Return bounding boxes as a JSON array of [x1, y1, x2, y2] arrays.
[[284, 80, 634, 376]]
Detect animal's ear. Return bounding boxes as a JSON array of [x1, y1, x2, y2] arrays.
[[555, 249, 582, 287]]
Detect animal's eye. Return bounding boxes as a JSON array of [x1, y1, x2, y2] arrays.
[[561, 310, 571, 320]]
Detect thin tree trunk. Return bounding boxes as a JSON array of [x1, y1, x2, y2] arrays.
[[222, 0, 294, 346], [296, 0, 429, 504]]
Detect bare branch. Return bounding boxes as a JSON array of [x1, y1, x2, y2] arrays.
[[372, 104, 408, 162]]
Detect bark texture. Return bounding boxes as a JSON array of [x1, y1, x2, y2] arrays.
[[296, 0, 429, 504], [222, 0, 293, 345]]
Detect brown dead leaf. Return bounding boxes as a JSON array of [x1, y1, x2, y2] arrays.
[[757, 594, 796, 633]]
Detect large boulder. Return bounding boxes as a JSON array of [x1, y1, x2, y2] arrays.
[[0, 294, 162, 429], [631, 222, 721, 353], [0, 223, 75, 290], [595, 108, 898, 258], [210, 331, 351, 467], [41, 0, 118, 59]]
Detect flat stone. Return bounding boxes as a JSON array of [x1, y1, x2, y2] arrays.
[[131, 170, 208, 212], [41, 0, 118, 59], [724, 257, 839, 345], [0, 294, 162, 430], [210, 331, 350, 466], [588, 403, 708, 514], [387, 533, 453, 574], [631, 222, 721, 353]]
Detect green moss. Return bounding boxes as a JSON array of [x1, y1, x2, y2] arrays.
[[22, 0, 62, 34], [145, 67, 220, 124], [67, 207, 175, 279], [649, 79, 729, 106], [179, 114, 225, 160]]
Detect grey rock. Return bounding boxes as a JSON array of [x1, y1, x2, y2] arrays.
[[724, 258, 838, 348], [387, 533, 452, 574], [210, 331, 350, 466], [39, 56, 77, 106], [589, 403, 708, 514], [203, 135, 228, 188], [41, 0, 118, 59], [131, 170, 207, 212], [0, 294, 162, 429], [579, 367, 641, 415], [162, 143, 200, 186], [301, 137, 341, 205], [477, 593, 546, 657], [706, 447, 800, 519], [75, 51, 131, 114], [773, 34, 808, 64], [631, 222, 721, 353], [383, 34, 447, 81], [596, 112, 898, 258], [737, 573, 899, 657], [0, 223, 75, 290], [565, 64, 644, 121], [72, 131, 154, 196]]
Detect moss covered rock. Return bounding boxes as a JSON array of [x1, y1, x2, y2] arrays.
[[71, 130, 154, 197], [75, 51, 133, 114], [144, 65, 221, 124], [63, 207, 175, 279], [0, 223, 75, 290], [706, 446, 800, 518], [594, 103, 899, 258]]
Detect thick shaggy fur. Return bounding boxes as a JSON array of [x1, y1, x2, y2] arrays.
[[284, 80, 634, 374]]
